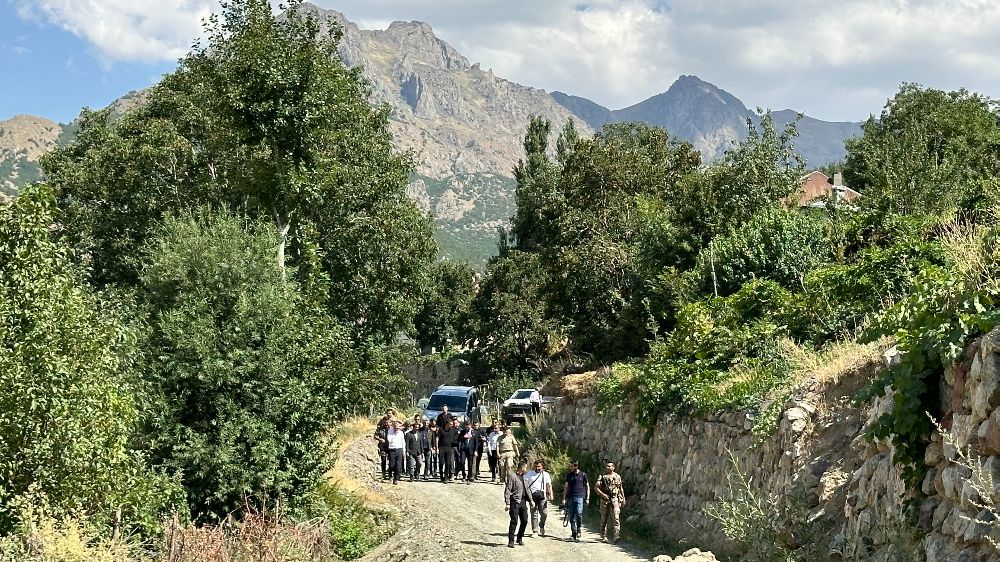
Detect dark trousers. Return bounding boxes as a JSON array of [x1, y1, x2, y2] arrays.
[[531, 402, 540, 416], [488, 450, 498, 480], [423, 449, 433, 477], [454, 447, 463, 478], [408, 453, 422, 481], [508, 501, 529, 543], [440, 447, 455, 481], [464, 450, 476, 481], [388, 449, 404, 483], [475, 450, 483, 477], [379, 448, 388, 478]]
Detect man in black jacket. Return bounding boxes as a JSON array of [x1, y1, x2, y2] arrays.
[[418, 419, 433, 481], [503, 459, 530, 548], [451, 419, 464, 480], [459, 421, 479, 484], [435, 404, 454, 429], [404, 421, 423, 482], [438, 420, 458, 482]]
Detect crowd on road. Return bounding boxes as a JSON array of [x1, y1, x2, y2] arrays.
[[373, 407, 628, 549]]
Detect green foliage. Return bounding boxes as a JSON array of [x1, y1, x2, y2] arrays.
[[845, 83, 1000, 217], [414, 260, 477, 350], [139, 210, 365, 522], [43, 0, 435, 343], [313, 484, 394, 560], [670, 112, 805, 251], [0, 185, 178, 535], [469, 250, 565, 372], [862, 263, 1000, 484], [692, 207, 832, 296], [601, 281, 795, 426]]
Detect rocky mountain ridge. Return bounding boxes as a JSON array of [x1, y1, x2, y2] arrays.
[[553, 75, 861, 164], [0, 114, 62, 196], [1, 4, 862, 263]]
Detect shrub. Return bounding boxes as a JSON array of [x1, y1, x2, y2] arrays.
[[0, 185, 177, 535], [692, 207, 832, 297], [140, 210, 367, 522]]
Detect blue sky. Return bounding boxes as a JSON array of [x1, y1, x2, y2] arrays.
[[4, 1, 1000, 124], [0, 3, 174, 123]]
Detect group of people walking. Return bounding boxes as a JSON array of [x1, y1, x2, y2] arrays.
[[373, 407, 628, 548], [373, 406, 524, 486]]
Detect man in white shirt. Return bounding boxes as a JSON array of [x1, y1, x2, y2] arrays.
[[486, 422, 502, 482], [524, 459, 554, 537], [529, 389, 542, 416], [386, 419, 406, 485]]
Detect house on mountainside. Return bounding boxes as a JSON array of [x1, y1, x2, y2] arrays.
[[789, 170, 861, 209]]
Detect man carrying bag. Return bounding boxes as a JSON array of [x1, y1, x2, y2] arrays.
[[525, 459, 554, 537]]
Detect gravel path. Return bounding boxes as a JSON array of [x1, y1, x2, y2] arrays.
[[340, 433, 652, 562]]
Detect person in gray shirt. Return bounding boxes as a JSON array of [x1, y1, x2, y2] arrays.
[[503, 459, 530, 548]]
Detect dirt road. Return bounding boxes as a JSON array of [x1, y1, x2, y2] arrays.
[[338, 434, 653, 562]]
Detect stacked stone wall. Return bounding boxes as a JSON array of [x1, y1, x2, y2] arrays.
[[547, 328, 1000, 561]]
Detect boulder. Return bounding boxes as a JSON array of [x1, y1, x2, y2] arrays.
[[652, 548, 720, 562]]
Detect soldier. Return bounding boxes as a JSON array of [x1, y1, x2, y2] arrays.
[[497, 427, 520, 484], [594, 461, 626, 543]]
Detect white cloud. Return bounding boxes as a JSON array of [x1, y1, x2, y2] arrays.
[[14, 0, 1000, 120], [15, 0, 219, 61]]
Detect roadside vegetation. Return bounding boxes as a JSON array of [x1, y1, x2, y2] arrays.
[[3, 0, 420, 559], [6, 0, 1000, 558]]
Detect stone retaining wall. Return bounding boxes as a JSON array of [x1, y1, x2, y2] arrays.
[[546, 328, 1000, 561]]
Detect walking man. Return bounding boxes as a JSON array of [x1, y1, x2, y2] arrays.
[[560, 460, 589, 541], [497, 427, 520, 484], [373, 415, 390, 480], [438, 418, 458, 482], [472, 421, 486, 479], [595, 461, 626, 543], [405, 420, 423, 482], [386, 420, 406, 485], [419, 419, 433, 480], [460, 421, 479, 483], [503, 460, 530, 548], [525, 459, 554, 537], [486, 422, 502, 482]]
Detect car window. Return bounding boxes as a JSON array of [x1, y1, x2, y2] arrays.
[[511, 390, 532, 399], [427, 394, 469, 412]]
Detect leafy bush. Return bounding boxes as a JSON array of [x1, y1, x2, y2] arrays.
[[314, 485, 394, 560], [140, 210, 366, 521], [692, 207, 832, 296], [0, 185, 178, 535]]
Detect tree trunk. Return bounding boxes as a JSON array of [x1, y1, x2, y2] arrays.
[[273, 208, 292, 279]]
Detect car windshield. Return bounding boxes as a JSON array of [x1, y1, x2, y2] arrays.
[[426, 394, 468, 412], [511, 390, 532, 399]]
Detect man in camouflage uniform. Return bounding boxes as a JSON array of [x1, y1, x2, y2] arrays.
[[594, 461, 626, 543]]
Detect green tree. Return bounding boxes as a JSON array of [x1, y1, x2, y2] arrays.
[[0, 185, 175, 533], [844, 83, 1000, 217], [43, 0, 435, 342], [692, 207, 832, 296], [671, 112, 804, 255], [140, 210, 363, 521], [414, 260, 477, 350], [469, 250, 564, 371]]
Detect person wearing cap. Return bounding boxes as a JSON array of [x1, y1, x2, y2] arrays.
[[560, 460, 589, 541], [595, 461, 626, 543]]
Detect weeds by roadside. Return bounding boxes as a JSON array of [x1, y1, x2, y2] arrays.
[[514, 414, 685, 556]]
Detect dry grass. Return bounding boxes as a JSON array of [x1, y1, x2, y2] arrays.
[[940, 216, 1000, 295], [781, 337, 891, 386], [322, 416, 388, 506], [160, 508, 330, 562], [558, 371, 599, 400]]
